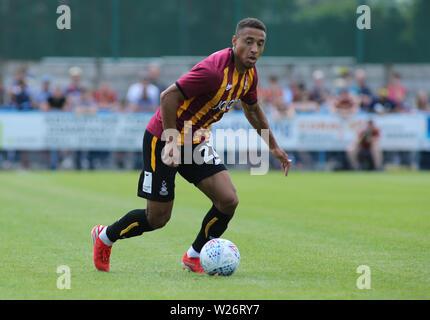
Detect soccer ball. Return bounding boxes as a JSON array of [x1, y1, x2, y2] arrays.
[[199, 238, 240, 276]]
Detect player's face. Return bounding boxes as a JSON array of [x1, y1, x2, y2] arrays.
[[232, 27, 266, 72]]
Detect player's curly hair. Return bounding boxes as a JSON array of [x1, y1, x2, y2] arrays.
[[235, 17, 266, 35]]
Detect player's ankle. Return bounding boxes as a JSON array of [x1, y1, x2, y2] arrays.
[[99, 227, 114, 246], [187, 245, 200, 258]]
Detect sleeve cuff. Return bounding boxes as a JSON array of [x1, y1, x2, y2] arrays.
[[175, 81, 188, 100]]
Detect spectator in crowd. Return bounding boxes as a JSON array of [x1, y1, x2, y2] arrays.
[[65, 66, 85, 107], [260, 75, 294, 119], [38, 85, 68, 171], [11, 66, 28, 86], [0, 82, 4, 106], [126, 71, 160, 112], [93, 81, 118, 111], [352, 69, 374, 111], [41, 85, 71, 170], [74, 88, 98, 115], [415, 91, 429, 112], [387, 71, 407, 110], [35, 75, 53, 108], [41, 86, 68, 112], [347, 119, 383, 171], [330, 79, 359, 118], [5, 67, 33, 109], [148, 63, 167, 93], [6, 67, 34, 168], [71, 88, 102, 170], [10, 79, 34, 110], [334, 67, 355, 96], [369, 88, 397, 114], [290, 81, 319, 113], [308, 70, 331, 109], [288, 80, 300, 102], [125, 70, 160, 169]]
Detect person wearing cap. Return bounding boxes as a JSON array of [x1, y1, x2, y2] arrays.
[[65, 66, 85, 105], [334, 67, 355, 97], [368, 88, 397, 114], [330, 79, 360, 118], [66, 67, 83, 92]]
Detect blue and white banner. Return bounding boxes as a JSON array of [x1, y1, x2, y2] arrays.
[[214, 112, 427, 151], [0, 111, 151, 151], [0, 111, 428, 151]]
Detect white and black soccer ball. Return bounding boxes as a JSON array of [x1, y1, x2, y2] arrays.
[[200, 238, 240, 276]]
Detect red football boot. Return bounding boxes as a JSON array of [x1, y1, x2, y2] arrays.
[[91, 225, 112, 272], [181, 252, 205, 274]]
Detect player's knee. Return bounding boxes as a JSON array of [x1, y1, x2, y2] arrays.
[[150, 214, 171, 229], [217, 193, 239, 216], [153, 216, 171, 229], [147, 208, 172, 229]]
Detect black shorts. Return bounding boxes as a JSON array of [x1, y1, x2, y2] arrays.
[[137, 130, 227, 202]]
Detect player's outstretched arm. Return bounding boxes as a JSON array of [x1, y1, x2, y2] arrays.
[[160, 84, 185, 167], [241, 101, 292, 176]]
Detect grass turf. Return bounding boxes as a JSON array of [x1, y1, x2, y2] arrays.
[[0, 170, 429, 299]]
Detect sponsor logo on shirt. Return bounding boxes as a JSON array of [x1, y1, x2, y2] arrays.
[[212, 99, 241, 112]]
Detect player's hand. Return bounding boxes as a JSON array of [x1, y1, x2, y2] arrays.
[[161, 140, 180, 168], [270, 147, 292, 176]]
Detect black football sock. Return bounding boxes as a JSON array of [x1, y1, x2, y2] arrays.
[[106, 209, 154, 242], [192, 205, 233, 253]]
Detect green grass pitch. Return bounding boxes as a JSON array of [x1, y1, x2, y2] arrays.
[[0, 170, 429, 299]]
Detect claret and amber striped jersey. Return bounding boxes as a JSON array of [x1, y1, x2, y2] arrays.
[[146, 48, 258, 144]]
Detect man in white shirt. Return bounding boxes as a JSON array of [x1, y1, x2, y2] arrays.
[[126, 71, 160, 112]]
